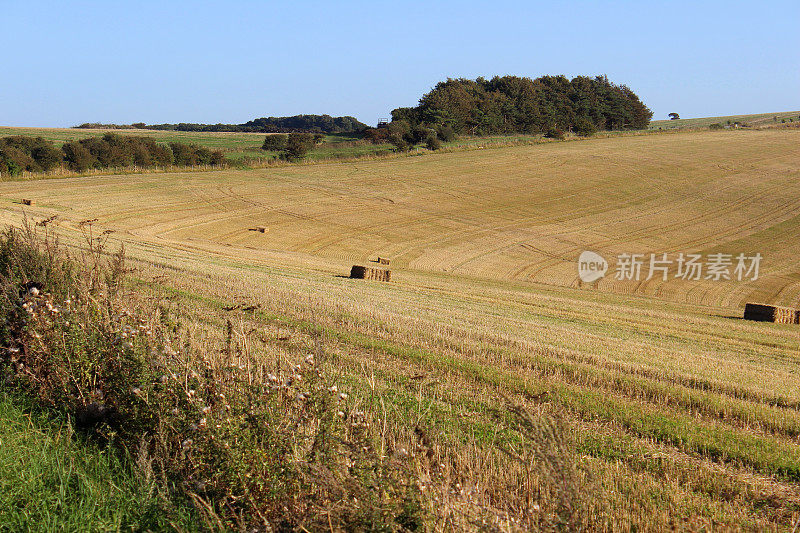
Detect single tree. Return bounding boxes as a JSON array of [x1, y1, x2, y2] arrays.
[[668, 112, 680, 120]]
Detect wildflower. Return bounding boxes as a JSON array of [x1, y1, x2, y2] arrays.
[[198, 418, 207, 428], [187, 389, 196, 398], [181, 439, 192, 449], [295, 392, 308, 401], [337, 411, 345, 418], [338, 393, 348, 401], [29, 287, 40, 297], [201, 406, 211, 414], [327, 385, 338, 393], [131, 387, 141, 395], [304, 354, 314, 365], [171, 408, 179, 416]]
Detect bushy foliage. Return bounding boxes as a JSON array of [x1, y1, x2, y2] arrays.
[[0, 134, 225, 176], [168, 141, 221, 166], [282, 132, 315, 161], [98, 115, 369, 134], [242, 115, 366, 133], [0, 136, 62, 175], [394, 74, 653, 135], [372, 121, 445, 152], [436, 124, 457, 142], [573, 117, 597, 137], [362, 127, 391, 144], [261, 134, 288, 151], [425, 135, 442, 151]]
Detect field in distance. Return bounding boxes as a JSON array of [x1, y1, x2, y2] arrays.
[[650, 110, 800, 130], [0, 126, 391, 163], [3, 125, 800, 528]]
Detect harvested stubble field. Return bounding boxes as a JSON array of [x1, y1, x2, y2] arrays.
[[2, 127, 800, 529]]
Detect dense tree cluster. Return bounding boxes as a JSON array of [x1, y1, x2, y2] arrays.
[[390, 75, 652, 135], [0, 134, 224, 176], [241, 115, 366, 133], [76, 115, 367, 134], [0, 136, 63, 175]]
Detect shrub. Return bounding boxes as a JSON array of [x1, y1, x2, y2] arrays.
[[169, 142, 198, 166], [544, 127, 565, 140], [363, 127, 390, 144], [436, 124, 456, 142], [410, 124, 434, 145], [425, 135, 442, 150], [62, 142, 94, 171], [573, 117, 597, 137], [709, 123, 724, 130], [0, 146, 34, 175], [283, 132, 315, 161], [262, 134, 288, 151], [389, 135, 411, 152], [0, 136, 61, 173]]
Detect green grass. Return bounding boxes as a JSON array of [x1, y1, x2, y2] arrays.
[[650, 110, 800, 130], [0, 394, 195, 532]]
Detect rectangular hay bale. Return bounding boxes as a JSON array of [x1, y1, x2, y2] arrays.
[[350, 265, 391, 282], [21, 199, 32, 206], [743, 303, 799, 324], [377, 257, 390, 265]]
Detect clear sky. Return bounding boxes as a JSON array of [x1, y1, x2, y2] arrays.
[[1, 0, 797, 127]]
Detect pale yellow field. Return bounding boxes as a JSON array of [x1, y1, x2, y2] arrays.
[[3, 128, 800, 309]]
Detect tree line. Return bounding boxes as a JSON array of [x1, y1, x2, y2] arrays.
[[388, 75, 652, 136], [0, 134, 224, 176], [75, 114, 367, 134]]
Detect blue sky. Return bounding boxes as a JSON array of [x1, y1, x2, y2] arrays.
[[1, 1, 797, 127]]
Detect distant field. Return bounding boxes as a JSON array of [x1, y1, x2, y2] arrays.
[[650, 110, 800, 130], [3, 126, 800, 527], [0, 126, 394, 164]]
